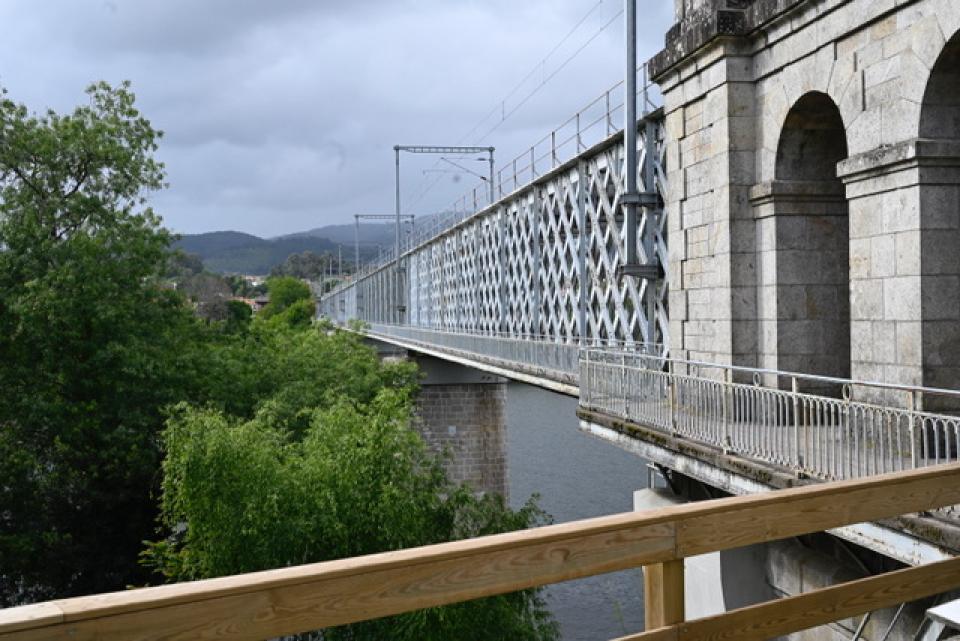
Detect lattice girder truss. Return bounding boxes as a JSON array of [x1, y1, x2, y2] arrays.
[[320, 114, 668, 352]]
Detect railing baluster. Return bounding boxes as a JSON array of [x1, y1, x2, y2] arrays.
[[622, 352, 628, 417], [792, 377, 801, 471]]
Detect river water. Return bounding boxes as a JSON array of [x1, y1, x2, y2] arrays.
[[504, 382, 649, 640]]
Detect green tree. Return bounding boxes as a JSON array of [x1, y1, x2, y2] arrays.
[[165, 249, 204, 280], [144, 329, 558, 641], [261, 275, 312, 318], [271, 249, 333, 280], [0, 82, 206, 604], [224, 274, 266, 298], [224, 299, 253, 332], [266, 296, 315, 328]]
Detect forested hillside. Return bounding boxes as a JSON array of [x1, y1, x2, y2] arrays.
[[175, 222, 403, 275], [173, 232, 341, 274]]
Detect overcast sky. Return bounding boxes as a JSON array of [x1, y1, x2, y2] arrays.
[[0, 1, 673, 237]]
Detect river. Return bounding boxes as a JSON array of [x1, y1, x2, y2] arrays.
[[505, 382, 649, 640]]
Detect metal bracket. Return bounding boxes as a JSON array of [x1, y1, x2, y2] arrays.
[[622, 192, 659, 208], [639, 191, 660, 207], [619, 263, 660, 279]]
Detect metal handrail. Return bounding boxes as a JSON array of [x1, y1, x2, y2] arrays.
[[580, 349, 960, 483], [368, 323, 663, 351], [581, 348, 960, 401], [366, 323, 580, 383]]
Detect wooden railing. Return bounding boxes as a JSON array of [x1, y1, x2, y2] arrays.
[[2, 464, 960, 641]]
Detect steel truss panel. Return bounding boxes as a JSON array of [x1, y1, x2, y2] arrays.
[[321, 115, 668, 351]]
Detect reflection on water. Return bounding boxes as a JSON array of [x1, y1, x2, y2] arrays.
[[505, 382, 649, 640]]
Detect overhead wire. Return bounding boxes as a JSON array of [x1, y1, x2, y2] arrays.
[[474, 8, 623, 144], [401, 1, 614, 213], [455, 0, 605, 147]]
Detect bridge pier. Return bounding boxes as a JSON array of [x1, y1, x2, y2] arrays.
[[365, 340, 509, 496], [652, 0, 960, 404], [411, 354, 508, 498]]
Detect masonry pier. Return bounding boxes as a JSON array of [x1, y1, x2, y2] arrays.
[[413, 354, 508, 498], [368, 338, 508, 497]]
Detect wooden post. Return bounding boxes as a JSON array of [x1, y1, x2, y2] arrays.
[[643, 558, 684, 630]]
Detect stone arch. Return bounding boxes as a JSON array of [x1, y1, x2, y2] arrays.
[[753, 91, 850, 387], [776, 92, 849, 181], [920, 29, 960, 140], [918, 29, 960, 400]]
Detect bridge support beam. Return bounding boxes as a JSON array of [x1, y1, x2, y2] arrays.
[[577, 160, 588, 344], [412, 353, 508, 498]]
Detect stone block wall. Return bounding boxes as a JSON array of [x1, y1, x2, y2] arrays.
[[652, 0, 960, 393], [415, 382, 508, 498], [411, 353, 509, 497], [752, 183, 851, 383], [661, 47, 758, 369]]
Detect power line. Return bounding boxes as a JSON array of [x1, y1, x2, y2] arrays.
[[409, 8, 622, 211], [401, 1, 610, 212], [475, 8, 623, 144], [456, 0, 605, 147]]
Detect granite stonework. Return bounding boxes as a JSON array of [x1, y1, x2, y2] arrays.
[[411, 354, 508, 498], [652, 0, 960, 401]]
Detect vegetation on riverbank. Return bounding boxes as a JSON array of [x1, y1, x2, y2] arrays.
[[0, 82, 558, 640]]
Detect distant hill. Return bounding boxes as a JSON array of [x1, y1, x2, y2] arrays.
[[284, 223, 396, 247], [173, 232, 342, 275], [285, 213, 442, 246], [175, 231, 265, 256], [176, 214, 445, 275]]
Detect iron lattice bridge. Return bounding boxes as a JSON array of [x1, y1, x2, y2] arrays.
[[321, 109, 668, 348], [320, 105, 959, 521]]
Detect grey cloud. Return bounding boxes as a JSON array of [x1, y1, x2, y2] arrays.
[[0, 0, 673, 237]]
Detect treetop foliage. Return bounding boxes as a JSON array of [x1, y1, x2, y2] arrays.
[[0, 81, 558, 641], [0, 81, 200, 603], [0, 80, 166, 246], [262, 275, 312, 315], [144, 328, 557, 641]]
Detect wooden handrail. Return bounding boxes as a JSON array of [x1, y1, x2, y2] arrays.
[[2, 463, 959, 641], [614, 555, 960, 641]]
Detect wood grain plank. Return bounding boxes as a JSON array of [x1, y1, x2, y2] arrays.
[[0, 602, 63, 633], [644, 560, 684, 630], [613, 556, 960, 641], [676, 463, 960, 557], [0, 521, 676, 641], [3, 464, 959, 641], [617, 628, 677, 641]]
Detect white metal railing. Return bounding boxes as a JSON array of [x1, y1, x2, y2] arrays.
[[439, 67, 660, 224], [367, 323, 580, 385], [364, 324, 663, 387], [579, 349, 960, 482], [357, 322, 960, 523]]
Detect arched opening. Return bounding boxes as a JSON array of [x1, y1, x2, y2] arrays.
[[919, 31, 960, 400], [766, 92, 850, 385], [920, 31, 960, 140]]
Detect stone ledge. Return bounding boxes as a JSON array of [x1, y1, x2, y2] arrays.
[[837, 138, 960, 183], [577, 406, 800, 488], [649, 0, 808, 80], [749, 179, 848, 208]]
